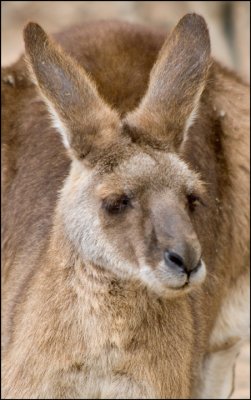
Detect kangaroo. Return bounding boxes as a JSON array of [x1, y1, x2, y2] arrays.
[[2, 14, 249, 399]]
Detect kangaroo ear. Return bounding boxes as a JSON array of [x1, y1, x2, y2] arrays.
[[24, 23, 119, 161], [124, 14, 211, 150]]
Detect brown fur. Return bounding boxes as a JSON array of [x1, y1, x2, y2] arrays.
[[2, 14, 249, 399]]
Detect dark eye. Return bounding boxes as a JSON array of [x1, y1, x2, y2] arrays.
[[102, 194, 132, 215], [187, 194, 202, 212]]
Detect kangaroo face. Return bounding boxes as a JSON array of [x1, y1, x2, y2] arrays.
[[24, 13, 211, 297], [59, 146, 206, 297]]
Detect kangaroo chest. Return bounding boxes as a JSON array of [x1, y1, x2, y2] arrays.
[[71, 293, 194, 399]]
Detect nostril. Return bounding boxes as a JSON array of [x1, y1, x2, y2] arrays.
[[164, 250, 185, 271], [192, 259, 202, 273], [164, 250, 202, 274], [168, 252, 184, 268]]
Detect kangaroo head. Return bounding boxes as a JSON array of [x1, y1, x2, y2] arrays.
[[24, 14, 211, 297]]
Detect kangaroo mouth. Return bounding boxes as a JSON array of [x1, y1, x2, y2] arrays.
[[138, 259, 206, 297], [171, 280, 190, 290]]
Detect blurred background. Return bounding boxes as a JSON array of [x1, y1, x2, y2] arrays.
[[1, 1, 250, 398], [2, 1, 250, 82]]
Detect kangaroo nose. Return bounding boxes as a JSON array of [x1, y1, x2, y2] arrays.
[[164, 249, 201, 274]]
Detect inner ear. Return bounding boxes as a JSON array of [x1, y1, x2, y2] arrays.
[[23, 22, 120, 161], [124, 13, 211, 151]]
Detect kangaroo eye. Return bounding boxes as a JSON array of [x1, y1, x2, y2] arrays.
[[102, 194, 132, 215], [187, 194, 202, 212]]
